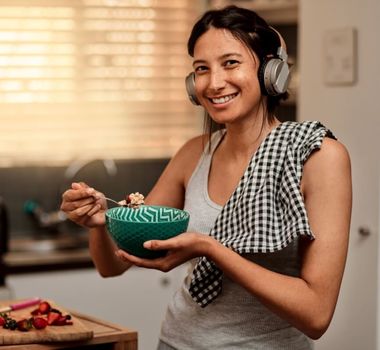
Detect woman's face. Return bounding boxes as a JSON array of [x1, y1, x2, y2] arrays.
[[192, 27, 264, 126]]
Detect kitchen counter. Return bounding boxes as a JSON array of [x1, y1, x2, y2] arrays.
[[1, 236, 94, 276], [0, 309, 137, 349]]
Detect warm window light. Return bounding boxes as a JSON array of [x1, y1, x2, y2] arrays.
[[0, 56, 74, 66], [0, 43, 76, 54], [0, 0, 202, 166], [83, 8, 156, 19], [27, 80, 74, 91], [0, 7, 74, 17], [84, 19, 155, 31], [137, 32, 155, 42]]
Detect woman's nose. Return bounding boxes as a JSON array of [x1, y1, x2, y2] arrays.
[[208, 69, 226, 92]]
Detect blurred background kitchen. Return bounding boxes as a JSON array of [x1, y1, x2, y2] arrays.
[[0, 0, 378, 349]]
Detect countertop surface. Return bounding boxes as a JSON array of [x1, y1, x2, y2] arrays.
[[1, 235, 94, 275], [0, 304, 137, 349]]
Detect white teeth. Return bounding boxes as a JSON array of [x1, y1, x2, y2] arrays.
[[211, 93, 236, 104]]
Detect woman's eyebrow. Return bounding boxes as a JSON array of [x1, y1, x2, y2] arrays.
[[192, 59, 206, 67], [192, 53, 243, 67]]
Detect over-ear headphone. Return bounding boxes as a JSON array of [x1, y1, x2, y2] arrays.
[[258, 46, 290, 97], [185, 33, 290, 106]]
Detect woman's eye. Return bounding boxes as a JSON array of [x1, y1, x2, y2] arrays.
[[195, 66, 207, 72], [194, 66, 208, 73], [225, 60, 239, 67]]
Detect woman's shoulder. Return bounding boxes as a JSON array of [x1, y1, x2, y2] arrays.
[[175, 134, 207, 159], [312, 136, 350, 168], [169, 134, 209, 183], [281, 120, 335, 141], [302, 136, 351, 193], [279, 120, 339, 163], [174, 130, 225, 159]]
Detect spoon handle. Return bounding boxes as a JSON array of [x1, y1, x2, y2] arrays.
[[104, 197, 123, 206]]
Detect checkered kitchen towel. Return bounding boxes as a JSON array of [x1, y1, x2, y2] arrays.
[[188, 121, 336, 307]]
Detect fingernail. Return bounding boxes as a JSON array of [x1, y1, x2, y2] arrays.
[[143, 241, 152, 249]]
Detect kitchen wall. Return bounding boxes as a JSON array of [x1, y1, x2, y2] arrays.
[[298, 0, 380, 349], [0, 159, 168, 238]]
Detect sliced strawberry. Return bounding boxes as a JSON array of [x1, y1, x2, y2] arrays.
[[38, 301, 51, 315], [0, 316, 6, 326], [32, 317, 48, 329], [50, 315, 69, 326], [17, 318, 32, 332], [50, 308, 62, 315], [47, 311, 61, 325], [51, 314, 73, 326], [31, 308, 41, 315]]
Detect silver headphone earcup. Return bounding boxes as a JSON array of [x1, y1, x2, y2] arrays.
[[263, 58, 290, 96], [185, 72, 200, 105]]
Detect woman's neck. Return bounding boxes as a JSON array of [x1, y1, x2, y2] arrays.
[[220, 117, 280, 160]]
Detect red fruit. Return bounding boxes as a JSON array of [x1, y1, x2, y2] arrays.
[[47, 311, 61, 325], [50, 308, 61, 315], [51, 315, 73, 326], [38, 301, 51, 315], [0, 316, 5, 326], [17, 318, 32, 332], [31, 308, 40, 315], [32, 317, 48, 329]]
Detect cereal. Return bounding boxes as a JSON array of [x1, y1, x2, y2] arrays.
[[125, 192, 145, 209]]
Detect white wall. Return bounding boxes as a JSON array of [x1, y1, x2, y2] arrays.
[[298, 0, 380, 349]]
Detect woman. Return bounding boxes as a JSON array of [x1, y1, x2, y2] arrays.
[[61, 6, 352, 349]]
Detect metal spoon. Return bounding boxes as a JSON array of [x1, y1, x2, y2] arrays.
[[104, 197, 125, 207]]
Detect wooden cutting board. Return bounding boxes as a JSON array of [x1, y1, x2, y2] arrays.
[[0, 299, 93, 345]]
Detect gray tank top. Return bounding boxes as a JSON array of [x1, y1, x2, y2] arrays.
[[158, 131, 313, 350]]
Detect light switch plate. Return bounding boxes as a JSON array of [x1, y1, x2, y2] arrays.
[[323, 27, 357, 86]]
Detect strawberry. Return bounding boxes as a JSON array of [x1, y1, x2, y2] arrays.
[[32, 317, 48, 329], [50, 308, 61, 315], [47, 311, 61, 325], [17, 318, 32, 332], [31, 308, 40, 315], [38, 301, 51, 315], [51, 315, 73, 326], [0, 316, 6, 327]]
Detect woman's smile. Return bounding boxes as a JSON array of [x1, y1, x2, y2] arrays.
[[209, 92, 239, 105]]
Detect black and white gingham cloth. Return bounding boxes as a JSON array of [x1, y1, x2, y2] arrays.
[[188, 121, 336, 307]]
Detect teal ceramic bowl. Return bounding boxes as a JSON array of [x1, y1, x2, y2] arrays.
[[105, 205, 190, 259]]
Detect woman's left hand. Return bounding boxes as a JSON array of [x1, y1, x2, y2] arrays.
[[114, 232, 215, 272]]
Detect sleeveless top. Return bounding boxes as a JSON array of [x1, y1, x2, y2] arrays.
[[158, 121, 333, 350], [189, 121, 335, 307]]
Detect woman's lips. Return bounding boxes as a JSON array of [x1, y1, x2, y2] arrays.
[[209, 92, 238, 104]]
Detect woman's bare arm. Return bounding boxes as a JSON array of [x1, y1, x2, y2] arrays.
[[61, 135, 205, 277]]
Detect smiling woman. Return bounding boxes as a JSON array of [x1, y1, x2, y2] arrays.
[[0, 0, 203, 167], [60, 5, 351, 350]]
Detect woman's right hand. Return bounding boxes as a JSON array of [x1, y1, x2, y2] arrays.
[[60, 182, 107, 228]]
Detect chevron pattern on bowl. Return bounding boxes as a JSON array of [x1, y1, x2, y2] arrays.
[[106, 205, 190, 259], [110, 205, 189, 223]]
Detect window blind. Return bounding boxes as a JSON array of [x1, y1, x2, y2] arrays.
[[0, 0, 204, 166]]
